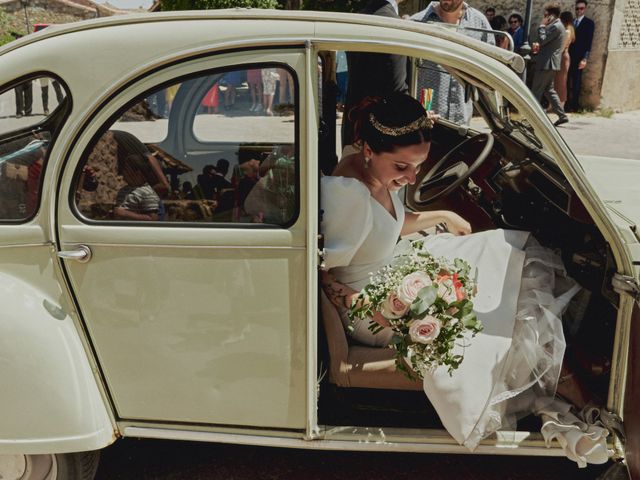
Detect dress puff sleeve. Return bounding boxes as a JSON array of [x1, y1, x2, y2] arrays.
[[320, 176, 373, 270]]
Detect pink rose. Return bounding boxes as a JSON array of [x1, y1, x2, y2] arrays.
[[397, 271, 433, 305], [409, 316, 442, 344], [380, 292, 409, 319]]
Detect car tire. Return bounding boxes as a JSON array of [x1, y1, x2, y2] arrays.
[[0, 451, 100, 480]]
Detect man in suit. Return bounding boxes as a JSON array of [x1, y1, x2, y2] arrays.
[[567, 0, 595, 111], [531, 2, 569, 126], [508, 13, 525, 53], [342, 0, 409, 146]]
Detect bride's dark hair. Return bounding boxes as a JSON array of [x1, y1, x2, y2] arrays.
[[350, 93, 433, 153]]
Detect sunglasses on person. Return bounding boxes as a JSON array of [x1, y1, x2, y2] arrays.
[[509, 19, 519, 24], [575, 6, 586, 10]]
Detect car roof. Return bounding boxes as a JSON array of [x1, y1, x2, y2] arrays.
[[0, 9, 524, 73]]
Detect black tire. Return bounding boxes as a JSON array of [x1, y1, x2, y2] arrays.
[[55, 451, 100, 480]]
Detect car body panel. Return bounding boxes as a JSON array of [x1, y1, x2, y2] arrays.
[[0, 245, 114, 454], [624, 301, 640, 479]]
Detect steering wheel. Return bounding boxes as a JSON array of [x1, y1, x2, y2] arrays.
[[414, 132, 494, 205]]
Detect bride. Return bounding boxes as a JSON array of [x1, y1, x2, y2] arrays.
[[320, 93, 609, 464]]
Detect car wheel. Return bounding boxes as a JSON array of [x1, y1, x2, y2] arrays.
[[0, 451, 100, 480]]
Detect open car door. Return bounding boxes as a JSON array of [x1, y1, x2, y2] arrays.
[[624, 293, 640, 479]]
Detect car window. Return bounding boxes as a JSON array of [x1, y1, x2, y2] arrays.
[[73, 64, 298, 226], [0, 75, 68, 221]]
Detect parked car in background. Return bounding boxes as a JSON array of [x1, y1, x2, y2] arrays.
[[0, 10, 638, 480]]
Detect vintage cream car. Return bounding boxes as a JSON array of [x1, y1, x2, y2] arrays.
[[0, 10, 639, 480]]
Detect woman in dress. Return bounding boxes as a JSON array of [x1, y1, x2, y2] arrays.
[[556, 11, 576, 109], [320, 93, 608, 463]]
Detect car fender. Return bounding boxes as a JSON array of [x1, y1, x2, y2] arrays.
[[0, 270, 115, 454]]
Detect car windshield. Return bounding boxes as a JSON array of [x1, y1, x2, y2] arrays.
[[412, 59, 546, 154], [474, 80, 546, 152]]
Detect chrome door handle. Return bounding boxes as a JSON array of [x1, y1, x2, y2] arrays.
[[57, 245, 92, 263]]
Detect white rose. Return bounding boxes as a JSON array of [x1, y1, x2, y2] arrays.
[[408, 316, 442, 344], [397, 271, 433, 305], [380, 291, 409, 319]]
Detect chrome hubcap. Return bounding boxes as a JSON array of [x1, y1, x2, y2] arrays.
[[0, 454, 57, 480]]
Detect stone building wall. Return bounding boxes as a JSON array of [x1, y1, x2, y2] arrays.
[[0, 0, 127, 37], [600, 0, 640, 110], [403, 0, 639, 111]]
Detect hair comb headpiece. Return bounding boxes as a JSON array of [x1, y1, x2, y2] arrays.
[[368, 113, 434, 136]]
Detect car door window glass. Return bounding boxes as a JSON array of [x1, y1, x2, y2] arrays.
[[0, 75, 68, 221], [73, 65, 298, 226]]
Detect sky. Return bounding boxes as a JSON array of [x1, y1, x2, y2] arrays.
[[94, 0, 154, 10]]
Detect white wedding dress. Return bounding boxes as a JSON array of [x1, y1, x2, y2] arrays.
[[321, 175, 611, 462]]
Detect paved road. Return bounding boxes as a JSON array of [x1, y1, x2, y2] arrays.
[[95, 438, 610, 480]]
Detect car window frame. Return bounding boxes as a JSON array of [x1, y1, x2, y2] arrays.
[[68, 61, 301, 230], [0, 72, 71, 224]]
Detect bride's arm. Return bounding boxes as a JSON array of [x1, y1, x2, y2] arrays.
[[321, 270, 390, 328], [401, 210, 472, 236]]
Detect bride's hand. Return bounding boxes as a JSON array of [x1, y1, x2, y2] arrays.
[[372, 311, 391, 328], [443, 211, 472, 236]]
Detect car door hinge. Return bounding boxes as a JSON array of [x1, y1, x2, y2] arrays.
[[612, 273, 640, 305]]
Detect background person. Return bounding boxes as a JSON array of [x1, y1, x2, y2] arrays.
[[342, 0, 409, 146], [484, 6, 496, 21], [567, 0, 594, 111], [335, 50, 348, 112], [508, 13, 525, 52], [261, 68, 279, 116], [412, 0, 495, 125], [247, 68, 263, 113], [531, 2, 569, 126], [556, 11, 576, 110], [490, 15, 510, 49]]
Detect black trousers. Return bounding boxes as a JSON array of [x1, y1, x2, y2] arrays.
[[567, 62, 583, 111], [41, 80, 65, 111], [15, 82, 33, 116]]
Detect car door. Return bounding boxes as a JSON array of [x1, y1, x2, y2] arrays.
[[625, 294, 640, 479], [56, 49, 310, 431]]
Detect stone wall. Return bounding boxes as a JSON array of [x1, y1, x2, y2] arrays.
[[402, 0, 640, 110], [600, 0, 640, 110], [0, 0, 127, 37]]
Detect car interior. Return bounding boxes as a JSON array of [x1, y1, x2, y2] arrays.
[[315, 50, 618, 434]]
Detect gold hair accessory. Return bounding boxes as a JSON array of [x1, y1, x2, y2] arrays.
[[369, 113, 433, 136]]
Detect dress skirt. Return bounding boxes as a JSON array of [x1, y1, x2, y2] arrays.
[[344, 230, 580, 450]]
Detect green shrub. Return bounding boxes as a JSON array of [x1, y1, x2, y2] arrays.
[[0, 9, 13, 47]]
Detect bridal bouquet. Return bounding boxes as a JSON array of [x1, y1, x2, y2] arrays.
[[348, 239, 482, 378]]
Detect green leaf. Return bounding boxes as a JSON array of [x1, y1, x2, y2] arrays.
[[462, 313, 480, 329], [410, 285, 438, 317]]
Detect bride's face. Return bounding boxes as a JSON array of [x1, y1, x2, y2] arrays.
[[364, 141, 431, 191]]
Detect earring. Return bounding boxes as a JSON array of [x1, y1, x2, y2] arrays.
[[364, 156, 370, 168]]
